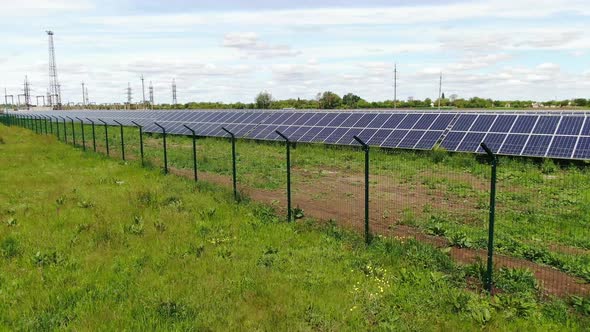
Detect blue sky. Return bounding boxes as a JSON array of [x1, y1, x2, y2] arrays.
[[1, 0, 589, 105]]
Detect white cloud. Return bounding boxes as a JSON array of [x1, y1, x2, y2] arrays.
[[223, 32, 301, 58]]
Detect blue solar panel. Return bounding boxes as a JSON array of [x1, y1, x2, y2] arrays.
[[415, 131, 443, 149], [511, 116, 538, 134], [414, 114, 438, 130], [398, 114, 422, 129], [573, 137, 590, 159], [453, 114, 478, 131], [556, 116, 584, 135], [382, 129, 408, 148], [478, 133, 506, 153], [365, 114, 391, 128], [547, 136, 577, 158], [457, 132, 486, 152], [440, 132, 466, 151], [533, 116, 560, 134], [470, 115, 497, 132], [490, 115, 517, 132], [522, 135, 552, 156], [398, 130, 425, 148], [500, 134, 528, 155], [16, 109, 590, 160]]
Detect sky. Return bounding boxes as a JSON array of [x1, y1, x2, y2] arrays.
[[0, 0, 589, 105]]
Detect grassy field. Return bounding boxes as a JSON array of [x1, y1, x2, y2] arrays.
[[47, 120, 590, 286], [2, 124, 590, 329]]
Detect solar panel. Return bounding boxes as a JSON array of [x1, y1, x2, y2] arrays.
[[13, 109, 590, 161]]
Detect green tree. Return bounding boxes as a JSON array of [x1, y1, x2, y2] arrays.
[[342, 93, 362, 108], [255, 91, 273, 109], [317, 91, 342, 109]]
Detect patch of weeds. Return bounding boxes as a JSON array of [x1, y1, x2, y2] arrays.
[[185, 243, 205, 258], [55, 196, 66, 206], [571, 296, 590, 315], [257, 246, 279, 268], [77, 200, 94, 209], [32, 250, 64, 267], [293, 206, 305, 220], [137, 190, 158, 207], [493, 293, 538, 318], [541, 159, 558, 174], [198, 208, 217, 220], [76, 223, 91, 234], [495, 267, 538, 294], [427, 222, 447, 237], [163, 196, 184, 211], [5, 217, 17, 227], [153, 221, 167, 233], [1, 236, 19, 259], [216, 246, 232, 259], [124, 216, 144, 235], [0, 136, 5, 144], [156, 301, 191, 321], [252, 204, 279, 224], [448, 231, 474, 249]]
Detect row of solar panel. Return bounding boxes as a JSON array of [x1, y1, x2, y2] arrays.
[[12, 110, 590, 160]]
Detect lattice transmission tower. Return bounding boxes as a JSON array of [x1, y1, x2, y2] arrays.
[[23, 75, 32, 110], [172, 78, 177, 105], [149, 81, 154, 107], [46, 30, 61, 109]]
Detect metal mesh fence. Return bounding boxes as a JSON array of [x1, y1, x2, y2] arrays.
[[3, 113, 589, 301]]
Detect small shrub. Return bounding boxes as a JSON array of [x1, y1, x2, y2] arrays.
[[1, 236, 19, 259], [541, 159, 558, 174], [77, 200, 94, 209], [32, 250, 63, 267], [5, 217, 17, 227], [154, 221, 167, 233], [293, 206, 305, 220], [495, 267, 538, 294], [448, 231, 473, 248], [125, 216, 144, 235], [571, 296, 590, 315], [156, 301, 189, 320], [493, 294, 538, 318], [0, 136, 5, 144]]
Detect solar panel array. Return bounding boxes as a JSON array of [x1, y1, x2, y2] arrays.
[[11, 109, 590, 161]]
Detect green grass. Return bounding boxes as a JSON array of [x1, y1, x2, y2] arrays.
[[2, 124, 590, 329], [27, 118, 590, 283]]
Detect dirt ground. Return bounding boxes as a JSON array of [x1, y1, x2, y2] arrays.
[[169, 166, 590, 298]]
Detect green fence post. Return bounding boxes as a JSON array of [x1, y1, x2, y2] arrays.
[[66, 116, 76, 146], [53, 116, 60, 140], [86, 118, 96, 152], [113, 120, 125, 161], [131, 121, 144, 166], [98, 119, 109, 156], [48, 116, 53, 134], [276, 130, 292, 222], [43, 116, 48, 134], [353, 135, 371, 245], [154, 122, 168, 174], [481, 142, 498, 293], [183, 125, 198, 182], [221, 127, 238, 202], [76, 117, 86, 151], [59, 117, 67, 143]]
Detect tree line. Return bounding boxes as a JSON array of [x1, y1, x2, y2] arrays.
[[48, 91, 590, 110]]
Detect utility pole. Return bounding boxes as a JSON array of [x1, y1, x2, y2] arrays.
[[149, 81, 154, 109], [81, 82, 86, 108], [393, 62, 397, 110], [172, 78, 177, 105], [438, 72, 442, 111], [85, 87, 89, 106], [141, 75, 146, 109], [4, 88, 8, 111]]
